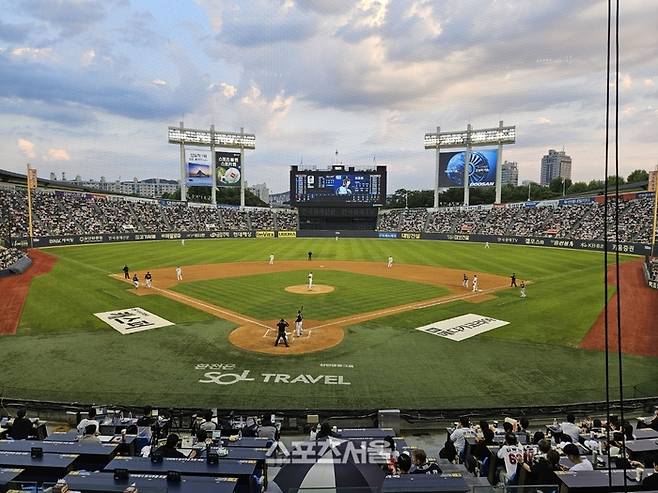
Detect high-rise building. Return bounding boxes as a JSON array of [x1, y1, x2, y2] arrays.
[[501, 161, 519, 186], [649, 169, 657, 192], [540, 149, 572, 186], [247, 182, 270, 203]]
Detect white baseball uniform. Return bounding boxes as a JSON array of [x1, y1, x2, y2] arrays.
[[269, 254, 274, 265], [307, 273, 313, 290], [145, 277, 152, 288], [295, 314, 303, 337], [133, 278, 139, 289], [485, 242, 490, 248], [387, 256, 393, 268], [472, 276, 478, 292], [176, 267, 182, 281]]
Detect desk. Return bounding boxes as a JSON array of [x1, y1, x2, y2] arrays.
[[0, 468, 23, 489], [63, 471, 239, 493], [635, 429, 658, 440], [46, 432, 138, 456], [104, 456, 256, 480], [625, 439, 658, 460], [381, 474, 469, 493], [555, 469, 642, 492], [337, 428, 396, 439], [0, 451, 77, 484], [98, 418, 139, 436], [0, 439, 118, 470], [222, 437, 272, 449]]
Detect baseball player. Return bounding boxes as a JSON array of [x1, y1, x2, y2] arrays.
[[269, 253, 275, 265], [510, 273, 517, 287], [275, 319, 289, 347], [307, 251, 313, 261], [175, 266, 183, 281], [307, 272, 313, 290], [387, 256, 393, 268], [485, 241, 490, 249], [472, 274, 478, 293], [145, 271, 153, 288], [520, 280, 526, 298], [181, 238, 185, 246], [123, 265, 130, 279], [462, 273, 468, 288], [295, 310, 303, 337], [132, 273, 139, 289]]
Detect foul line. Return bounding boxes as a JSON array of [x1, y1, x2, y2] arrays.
[[310, 284, 510, 330]]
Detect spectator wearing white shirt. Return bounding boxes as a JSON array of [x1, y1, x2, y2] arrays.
[[77, 408, 99, 436], [449, 417, 471, 460], [559, 414, 581, 443], [562, 443, 593, 471], [199, 411, 217, 432], [497, 433, 524, 484]]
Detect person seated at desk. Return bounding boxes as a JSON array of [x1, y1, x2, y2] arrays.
[[77, 408, 99, 435], [521, 447, 559, 488], [558, 414, 582, 443], [561, 443, 593, 472], [396, 451, 412, 474], [450, 416, 471, 460], [257, 415, 277, 441], [410, 449, 442, 474], [315, 422, 340, 440], [532, 431, 546, 445], [497, 433, 524, 484], [153, 434, 186, 458], [136, 406, 155, 442], [9, 408, 34, 440], [79, 424, 101, 443], [643, 461, 658, 488], [199, 411, 217, 432]]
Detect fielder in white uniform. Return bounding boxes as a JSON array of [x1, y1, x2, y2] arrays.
[[472, 275, 478, 292], [520, 281, 526, 298], [181, 238, 185, 246], [387, 256, 393, 268], [307, 272, 313, 290], [269, 254, 275, 265], [295, 311, 303, 337], [176, 266, 183, 281], [132, 274, 139, 289], [484, 241, 490, 248]]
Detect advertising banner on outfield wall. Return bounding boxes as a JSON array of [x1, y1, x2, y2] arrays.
[[216, 151, 241, 188], [439, 149, 498, 188], [7, 230, 652, 256], [186, 150, 212, 186]]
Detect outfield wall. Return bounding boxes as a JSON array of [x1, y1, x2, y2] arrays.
[[6, 229, 651, 255]]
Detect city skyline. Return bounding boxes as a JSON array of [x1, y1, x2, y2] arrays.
[[0, 0, 656, 194]]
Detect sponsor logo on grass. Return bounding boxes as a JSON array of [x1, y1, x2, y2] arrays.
[[94, 308, 174, 335], [195, 364, 351, 386], [415, 313, 509, 341]]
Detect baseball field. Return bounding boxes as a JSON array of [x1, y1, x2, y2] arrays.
[[1, 238, 657, 410]]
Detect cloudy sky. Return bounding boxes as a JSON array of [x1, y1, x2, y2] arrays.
[[0, 0, 656, 193]]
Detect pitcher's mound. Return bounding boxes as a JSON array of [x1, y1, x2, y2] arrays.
[[285, 284, 335, 294]]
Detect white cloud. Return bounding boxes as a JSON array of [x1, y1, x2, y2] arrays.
[[221, 82, 237, 98], [536, 116, 552, 124], [17, 138, 37, 159], [151, 79, 168, 86], [81, 49, 96, 66], [620, 73, 633, 89], [43, 148, 71, 161], [11, 47, 55, 60], [643, 78, 655, 88]]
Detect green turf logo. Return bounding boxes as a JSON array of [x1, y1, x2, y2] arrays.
[[415, 313, 509, 341]]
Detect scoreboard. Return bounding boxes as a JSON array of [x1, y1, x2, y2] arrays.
[[290, 165, 387, 206]]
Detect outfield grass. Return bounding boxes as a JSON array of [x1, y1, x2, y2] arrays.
[[1, 238, 655, 410], [172, 270, 448, 320]]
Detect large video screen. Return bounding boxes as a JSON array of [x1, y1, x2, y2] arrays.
[[290, 167, 386, 205], [439, 149, 498, 188]]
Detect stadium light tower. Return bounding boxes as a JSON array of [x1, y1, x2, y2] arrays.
[[168, 122, 256, 206], [424, 121, 516, 206]]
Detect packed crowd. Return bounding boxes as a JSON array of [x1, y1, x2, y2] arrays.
[[0, 247, 26, 270], [377, 196, 655, 243], [0, 187, 298, 237]]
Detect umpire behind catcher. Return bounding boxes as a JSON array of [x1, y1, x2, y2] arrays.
[[275, 319, 289, 347]]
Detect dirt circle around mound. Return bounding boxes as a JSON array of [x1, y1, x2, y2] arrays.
[[284, 284, 335, 295], [229, 321, 344, 355]]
